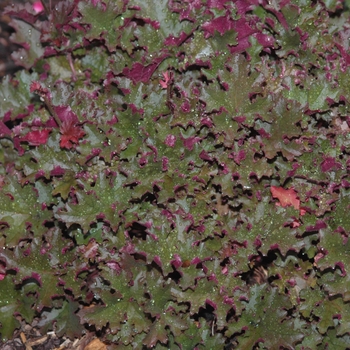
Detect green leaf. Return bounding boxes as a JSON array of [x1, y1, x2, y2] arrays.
[[306, 74, 339, 111], [21, 134, 82, 179], [37, 299, 84, 338], [80, 47, 109, 82], [182, 31, 216, 64], [260, 97, 303, 160], [44, 56, 74, 81], [10, 19, 44, 69], [79, 265, 150, 334], [143, 271, 174, 315], [295, 324, 323, 350], [2, 0, 350, 346], [0, 236, 75, 309], [316, 229, 350, 271], [201, 54, 263, 115], [198, 330, 226, 349], [300, 286, 350, 336], [142, 316, 168, 348], [276, 29, 301, 58], [317, 328, 350, 349], [329, 191, 350, 232], [0, 70, 37, 119], [131, 0, 193, 50], [318, 269, 350, 302], [174, 321, 206, 349], [78, 0, 127, 52], [55, 171, 132, 232], [0, 179, 53, 247], [51, 171, 77, 200], [269, 254, 316, 304], [229, 285, 304, 349], [230, 192, 304, 256], [0, 276, 22, 341]]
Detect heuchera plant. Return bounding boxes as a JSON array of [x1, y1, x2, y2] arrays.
[[1, 0, 350, 348]]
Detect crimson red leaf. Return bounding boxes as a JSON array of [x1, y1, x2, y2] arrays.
[[270, 186, 300, 210], [60, 121, 85, 149], [21, 129, 50, 146], [30, 81, 49, 96]]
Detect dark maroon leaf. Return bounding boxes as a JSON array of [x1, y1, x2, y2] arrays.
[[122, 56, 168, 84]]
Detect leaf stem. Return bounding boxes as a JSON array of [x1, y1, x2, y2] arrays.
[[42, 95, 61, 127]]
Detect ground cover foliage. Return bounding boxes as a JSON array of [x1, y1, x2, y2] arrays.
[[0, 0, 350, 348]]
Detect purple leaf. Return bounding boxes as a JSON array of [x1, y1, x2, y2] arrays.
[[122, 56, 168, 84]]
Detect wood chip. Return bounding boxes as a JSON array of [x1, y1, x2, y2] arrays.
[[84, 338, 107, 350], [54, 338, 72, 350], [20, 332, 33, 350], [27, 335, 48, 346]]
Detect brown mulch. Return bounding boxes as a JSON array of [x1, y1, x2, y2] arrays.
[[1, 317, 108, 350]]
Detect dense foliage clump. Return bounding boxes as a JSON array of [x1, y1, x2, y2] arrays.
[[1, 0, 350, 348]]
